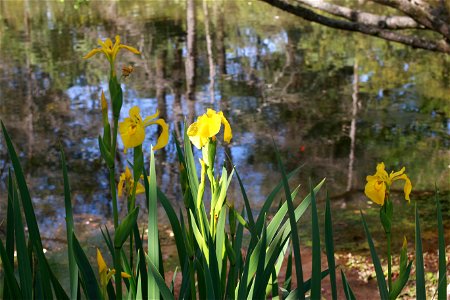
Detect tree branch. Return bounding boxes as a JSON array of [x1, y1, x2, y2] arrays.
[[260, 0, 450, 54], [295, 0, 421, 30], [370, 0, 450, 39]]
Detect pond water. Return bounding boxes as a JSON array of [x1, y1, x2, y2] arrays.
[[0, 0, 449, 254]]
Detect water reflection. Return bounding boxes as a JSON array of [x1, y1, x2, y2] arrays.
[[0, 0, 448, 251]]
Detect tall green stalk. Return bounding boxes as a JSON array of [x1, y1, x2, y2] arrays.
[[380, 196, 393, 294]]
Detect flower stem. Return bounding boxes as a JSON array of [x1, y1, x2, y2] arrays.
[[111, 117, 119, 228], [114, 247, 122, 299], [111, 116, 122, 300], [387, 232, 392, 292]]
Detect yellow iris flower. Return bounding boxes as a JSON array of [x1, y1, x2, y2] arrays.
[[117, 166, 145, 198], [187, 108, 232, 149], [83, 35, 140, 64], [97, 249, 131, 290], [119, 106, 169, 151], [364, 162, 412, 206]]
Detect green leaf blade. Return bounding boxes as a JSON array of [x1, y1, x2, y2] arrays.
[[361, 211, 389, 300], [415, 204, 426, 300]]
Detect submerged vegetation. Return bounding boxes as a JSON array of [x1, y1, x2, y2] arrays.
[[0, 35, 447, 300]]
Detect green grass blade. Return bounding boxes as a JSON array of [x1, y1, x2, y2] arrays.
[[0, 238, 22, 298], [310, 181, 321, 299], [72, 233, 102, 300], [206, 249, 220, 300], [136, 251, 143, 300], [169, 267, 178, 295], [261, 231, 291, 299], [274, 144, 304, 300], [133, 226, 148, 299], [100, 226, 114, 259], [195, 254, 216, 300], [1, 122, 43, 246], [390, 260, 412, 299], [324, 191, 337, 300], [114, 207, 139, 249], [60, 145, 78, 300], [179, 255, 192, 299], [157, 187, 186, 270], [213, 168, 229, 214], [146, 255, 174, 300], [226, 208, 244, 298], [189, 210, 209, 259], [255, 165, 303, 238], [1, 122, 56, 299], [4, 171, 15, 300], [215, 208, 227, 277], [266, 184, 300, 242], [415, 204, 426, 299], [435, 188, 447, 300], [269, 179, 325, 252], [361, 211, 389, 299], [232, 166, 256, 229], [253, 226, 267, 299], [284, 250, 293, 291], [12, 182, 32, 300], [49, 266, 70, 300], [147, 147, 160, 300], [183, 124, 199, 201], [271, 267, 279, 299], [120, 250, 136, 298], [283, 269, 330, 300], [237, 248, 251, 299], [341, 270, 356, 300]]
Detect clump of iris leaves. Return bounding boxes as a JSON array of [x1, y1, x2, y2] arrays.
[[0, 121, 447, 300]]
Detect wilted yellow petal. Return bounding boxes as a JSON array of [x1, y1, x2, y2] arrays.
[[219, 112, 232, 143], [97, 249, 107, 274], [121, 272, 132, 279], [396, 174, 412, 202], [118, 173, 126, 197], [104, 38, 113, 49], [143, 110, 160, 125], [364, 179, 386, 205], [113, 35, 120, 50], [83, 48, 102, 59], [101, 91, 108, 112], [136, 182, 145, 195], [390, 167, 405, 181], [147, 119, 169, 150], [119, 44, 141, 55], [106, 269, 116, 282], [125, 166, 132, 180]]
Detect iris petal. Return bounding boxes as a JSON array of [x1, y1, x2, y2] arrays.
[[83, 48, 102, 59], [375, 162, 389, 181], [97, 249, 107, 274], [119, 44, 141, 55], [143, 110, 160, 125], [147, 119, 169, 150], [395, 174, 412, 202], [364, 179, 386, 205], [219, 112, 232, 143], [390, 167, 406, 181], [119, 118, 145, 149]]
